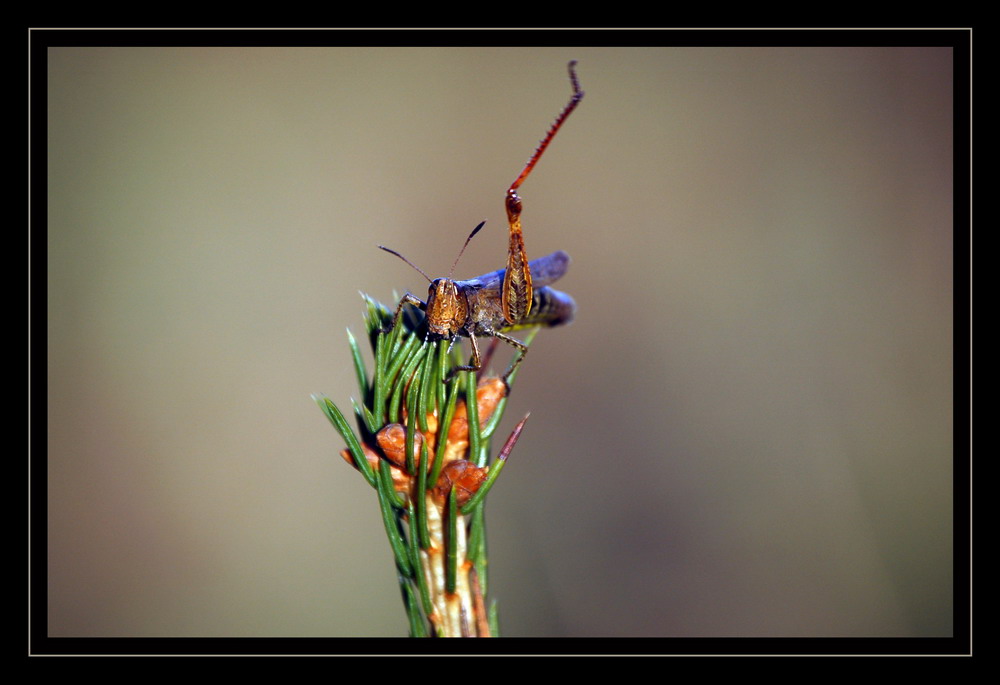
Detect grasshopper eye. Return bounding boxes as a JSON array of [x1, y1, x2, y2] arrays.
[[428, 278, 452, 298]]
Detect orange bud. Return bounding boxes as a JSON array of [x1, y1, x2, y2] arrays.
[[342, 442, 412, 493], [340, 443, 380, 472], [448, 377, 507, 444], [433, 459, 488, 506], [376, 423, 423, 469], [475, 377, 507, 422], [400, 406, 440, 453]]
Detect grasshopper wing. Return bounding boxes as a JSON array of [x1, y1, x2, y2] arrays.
[[527, 250, 570, 288]]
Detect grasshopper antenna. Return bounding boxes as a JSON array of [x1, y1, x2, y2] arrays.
[[447, 220, 487, 279], [379, 219, 486, 283], [378, 245, 433, 283]]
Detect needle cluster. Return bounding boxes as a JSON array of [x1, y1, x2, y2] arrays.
[[314, 296, 534, 637]]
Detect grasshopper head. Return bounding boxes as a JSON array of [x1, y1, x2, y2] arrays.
[[425, 278, 467, 339]]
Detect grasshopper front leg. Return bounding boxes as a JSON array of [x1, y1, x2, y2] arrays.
[[450, 330, 484, 378], [383, 292, 427, 336]]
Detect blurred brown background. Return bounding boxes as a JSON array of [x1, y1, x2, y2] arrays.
[[47, 45, 954, 638]]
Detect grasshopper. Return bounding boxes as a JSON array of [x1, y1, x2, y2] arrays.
[[380, 61, 583, 384]]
